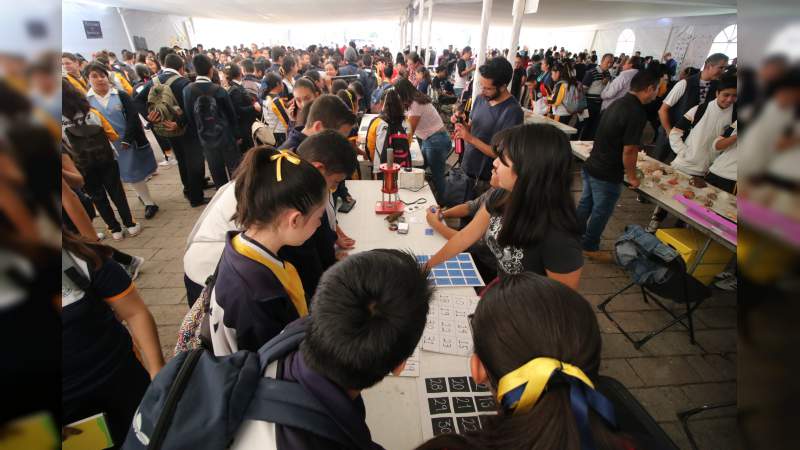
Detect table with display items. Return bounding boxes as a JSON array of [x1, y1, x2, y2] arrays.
[[337, 180, 481, 449], [523, 108, 578, 135], [570, 141, 737, 275]]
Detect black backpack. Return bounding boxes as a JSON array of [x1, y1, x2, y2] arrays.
[[191, 84, 229, 149], [380, 121, 412, 169], [122, 318, 365, 450], [64, 116, 116, 170]]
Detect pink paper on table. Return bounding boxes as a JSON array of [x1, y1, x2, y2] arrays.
[[673, 194, 737, 246]]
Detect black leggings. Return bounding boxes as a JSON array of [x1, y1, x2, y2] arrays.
[[82, 160, 134, 232], [63, 353, 150, 449]]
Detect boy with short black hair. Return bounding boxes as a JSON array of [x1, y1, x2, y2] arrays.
[[229, 249, 432, 449]]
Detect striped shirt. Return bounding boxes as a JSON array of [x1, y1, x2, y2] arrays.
[[582, 67, 608, 104]]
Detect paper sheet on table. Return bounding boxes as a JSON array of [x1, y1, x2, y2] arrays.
[[421, 293, 481, 356]]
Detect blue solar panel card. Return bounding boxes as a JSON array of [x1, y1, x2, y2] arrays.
[[416, 253, 485, 287]]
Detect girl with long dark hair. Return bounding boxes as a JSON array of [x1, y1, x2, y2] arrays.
[[416, 273, 634, 450], [394, 78, 452, 202], [425, 123, 583, 290]]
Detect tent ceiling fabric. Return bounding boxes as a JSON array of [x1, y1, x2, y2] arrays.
[[86, 0, 735, 27]]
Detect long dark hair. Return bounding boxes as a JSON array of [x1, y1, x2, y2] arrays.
[[380, 88, 405, 126], [487, 123, 580, 248], [62, 230, 113, 271], [416, 274, 629, 450], [61, 78, 91, 120], [231, 146, 327, 229], [394, 77, 431, 107]]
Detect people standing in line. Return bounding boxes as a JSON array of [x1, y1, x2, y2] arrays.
[[85, 63, 160, 220], [183, 53, 242, 189], [425, 123, 584, 290], [600, 55, 642, 111], [577, 69, 660, 261], [453, 57, 524, 202], [395, 78, 452, 202], [653, 53, 729, 163], [224, 62, 262, 154], [62, 80, 141, 241], [134, 52, 211, 207], [579, 53, 614, 140], [453, 46, 475, 100]]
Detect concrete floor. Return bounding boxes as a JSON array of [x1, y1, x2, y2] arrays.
[[98, 154, 737, 450]]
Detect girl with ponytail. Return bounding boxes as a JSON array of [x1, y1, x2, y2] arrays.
[[416, 273, 637, 450], [208, 146, 328, 357]]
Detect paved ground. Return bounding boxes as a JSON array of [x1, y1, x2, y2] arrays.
[[97, 156, 737, 450]]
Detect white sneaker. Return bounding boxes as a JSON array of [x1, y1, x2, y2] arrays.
[[111, 230, 125, 241], [127, 223, 142, 237], [97, 232, 106, 241], [125, 256, 145, 281], [168, 158, 179, 166], [159, 160, 171, 166]]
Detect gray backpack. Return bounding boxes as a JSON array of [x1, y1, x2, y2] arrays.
[[122, 318, 363, 450]]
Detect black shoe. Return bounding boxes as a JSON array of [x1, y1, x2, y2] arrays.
[[144, 204, 159, 219], [190, 197, 211, 207]]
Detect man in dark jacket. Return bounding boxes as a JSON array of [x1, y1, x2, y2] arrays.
[[183, 53, 241, 189], [134, 52, 209, 207]]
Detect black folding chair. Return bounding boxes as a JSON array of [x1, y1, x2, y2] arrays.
[[596, 376, 680, 450], [598, 256, 712, 349], [677, 401, 736, 450]]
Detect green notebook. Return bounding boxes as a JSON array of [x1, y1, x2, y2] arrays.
[[62, 413, 114, 450]]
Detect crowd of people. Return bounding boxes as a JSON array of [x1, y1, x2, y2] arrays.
[[49, 37, 745, 450]]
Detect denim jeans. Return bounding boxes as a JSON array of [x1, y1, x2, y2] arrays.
[[421, 131, 452, 202], [576, 167, 623, 251]]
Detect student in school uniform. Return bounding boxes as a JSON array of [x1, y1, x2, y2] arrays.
[[279, 93, 356, 151], [228, 249, 433, 450], [85, 63, 160, 220], [62, 232, 164, 447], [547, 62, 575, 124], [415, 273, 639, 450], [425, 123, 584, 291], [183, 53, 242, 189], [183, 129, 358, 306], [209, 146, 329, 356], [62, 52, 89, 95], [365, 87, 407, 176], [262, 72, 292, 146], [224, 62, 262, 153]]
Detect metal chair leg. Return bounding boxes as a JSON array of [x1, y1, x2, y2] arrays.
[[597, 282, 635, 311], [677, 401, 736, 450]]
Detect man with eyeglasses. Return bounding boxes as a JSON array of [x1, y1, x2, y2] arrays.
[[452, 57, 524, 201]]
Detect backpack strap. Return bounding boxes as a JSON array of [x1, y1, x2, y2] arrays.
[[163, 74, 180, 87], [257, 318, 308, 372], [244, 379, 356, 448]]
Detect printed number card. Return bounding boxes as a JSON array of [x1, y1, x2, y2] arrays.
[[417, 374, 497, 440], [421, 293, 480, 356]]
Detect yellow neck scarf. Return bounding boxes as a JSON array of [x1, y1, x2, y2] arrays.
[[231, 233, 308, 317]]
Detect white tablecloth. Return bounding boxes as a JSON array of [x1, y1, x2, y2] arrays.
[[338, 180, 475, 450]]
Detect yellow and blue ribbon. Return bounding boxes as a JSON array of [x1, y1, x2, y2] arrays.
[[497, 357, 617, 450], [269, 150, 301, 182]]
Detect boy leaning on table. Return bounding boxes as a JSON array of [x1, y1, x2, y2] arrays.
[[576, 68, 661, 262], [227, 249, 433, 450]]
